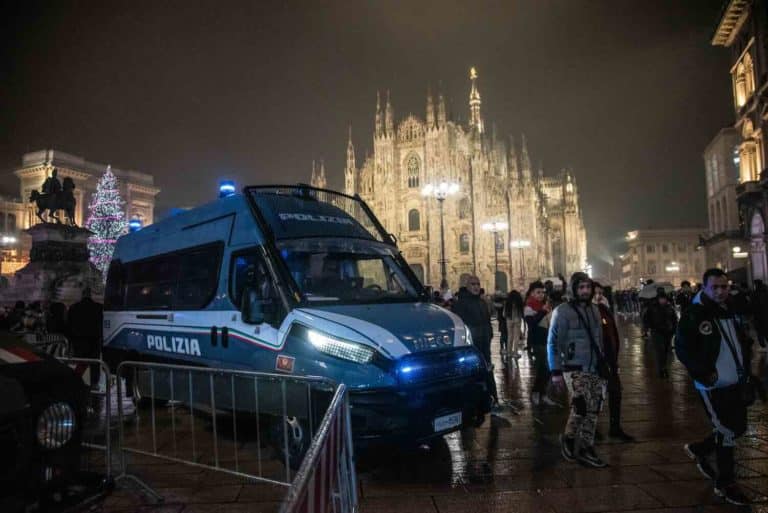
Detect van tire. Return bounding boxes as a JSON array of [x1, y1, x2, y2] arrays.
[[270, 416, 310, 470]]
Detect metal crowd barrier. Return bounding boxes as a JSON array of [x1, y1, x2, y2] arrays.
[[56, 356, 115, 481], [279, 384, 358, 513], [113, 361, 338, 500]]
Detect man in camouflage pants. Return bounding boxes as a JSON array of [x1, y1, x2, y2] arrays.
[[548, 272, 608, 468]]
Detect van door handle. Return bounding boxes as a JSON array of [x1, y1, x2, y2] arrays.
[[221, 327, 229, 348], [211, 326, 218, 346], [136, 314, 168, 320]]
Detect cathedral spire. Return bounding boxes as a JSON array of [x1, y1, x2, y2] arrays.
[[375, 91, 383, 138], [345, 126, 357, 195], [346, 125, 356, 170], [508, 135, 519, 181], [437, 82, 447, 128], [385, 90, 394, 136], [520, 133, 532, 182], [468, 67, 484, 134], [426, 86, 435, 129], [316, 159, 327, 188]]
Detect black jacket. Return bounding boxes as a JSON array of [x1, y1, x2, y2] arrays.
[[643, 301, 678, 335], [67, 297, 103, 339], [452, 289, 492, 344], [675, 292, 752, 386]]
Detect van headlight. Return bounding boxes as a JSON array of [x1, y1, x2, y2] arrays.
[[37, 402, 76, 449], [307, 329, 374, 364], [464, 325, 474, 345]]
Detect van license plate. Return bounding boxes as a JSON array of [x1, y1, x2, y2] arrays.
[[433, 412, 462, 432]]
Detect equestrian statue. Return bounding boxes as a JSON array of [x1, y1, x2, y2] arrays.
[[30, 168, 78, 226]]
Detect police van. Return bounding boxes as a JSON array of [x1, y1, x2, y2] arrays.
[[102, 185, 490, 446]]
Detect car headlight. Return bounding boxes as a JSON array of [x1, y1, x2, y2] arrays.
[[464, 325, 474, 345], [36, 402, 76, 449], [307, 329, 374, 364]]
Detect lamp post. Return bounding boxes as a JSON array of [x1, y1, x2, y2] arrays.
[[482, 221, 508, 292], [510, 239, 531, 288], [421, 180, 460, 289]]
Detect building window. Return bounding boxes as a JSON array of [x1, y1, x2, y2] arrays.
[[677, 243, 686, 252], [7, 214, 15, 232], [495, 233, 505, 251], [733, 51, 756, 108], [408, 209, 420, 231], [662, 244, 669, 253], [647, 261, 656, 274], [406, 154, 420, 188], [458, 198, 470, 220], [646, 245, 655, 253], [739, 120, 763, 183], [459, 233, 470, 254]]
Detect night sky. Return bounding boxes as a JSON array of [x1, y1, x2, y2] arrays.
[[1, 1, 733, 275]]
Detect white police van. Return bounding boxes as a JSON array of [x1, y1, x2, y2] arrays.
[[102, 185, 490, 446]]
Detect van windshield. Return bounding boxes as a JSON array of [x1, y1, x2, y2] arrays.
[[276, 238, 420, 305]]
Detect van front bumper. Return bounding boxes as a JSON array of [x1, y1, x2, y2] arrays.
[[348, 372, 491, 445]]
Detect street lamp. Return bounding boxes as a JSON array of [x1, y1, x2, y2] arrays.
[[482, 221, 508, 292], [510, 239, 531, 288], [422, 180, 460, 289]]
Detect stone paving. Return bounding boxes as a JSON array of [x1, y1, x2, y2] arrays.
[[93, 318, 768, 512]]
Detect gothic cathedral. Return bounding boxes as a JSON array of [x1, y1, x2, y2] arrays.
[[311, 68, 587, 293]]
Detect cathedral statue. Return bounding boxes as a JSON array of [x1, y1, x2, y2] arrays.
[[30, 167, 78, 226]]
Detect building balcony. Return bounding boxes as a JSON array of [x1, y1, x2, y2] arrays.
[[735, 179, 763, 206], [701, 229, 744, 247]]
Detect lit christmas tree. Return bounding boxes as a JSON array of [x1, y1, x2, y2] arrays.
[[86, 165, 127, 280]]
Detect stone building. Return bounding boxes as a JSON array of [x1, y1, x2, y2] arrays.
[[614, 229, 707, 290], [313, 69, 587, 292], [712, 0, 768, 283], [701, 127, 750, 280], [0, 149, 160, 276]]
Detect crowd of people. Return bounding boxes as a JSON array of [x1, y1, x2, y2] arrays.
[[441, 269, 765, 505], [0, 289, 104, 382]]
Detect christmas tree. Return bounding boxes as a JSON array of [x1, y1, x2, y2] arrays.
[[86, 165, 127, 280]]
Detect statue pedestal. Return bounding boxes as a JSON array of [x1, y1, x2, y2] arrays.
[[1, 224, 104, 306]]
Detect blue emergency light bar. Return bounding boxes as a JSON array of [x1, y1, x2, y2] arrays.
[[219, 180, 236, 198]]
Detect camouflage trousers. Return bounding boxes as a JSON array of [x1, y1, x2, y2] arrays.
[[564, 371, 606, 449]]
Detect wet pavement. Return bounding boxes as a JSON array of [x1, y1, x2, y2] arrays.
[[93, 317, 768, 512]]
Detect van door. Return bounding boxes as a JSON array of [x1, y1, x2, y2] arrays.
[[219, 249, 285, 372]]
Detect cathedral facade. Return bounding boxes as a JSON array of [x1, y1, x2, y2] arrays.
[[312, 69, 587, 292]]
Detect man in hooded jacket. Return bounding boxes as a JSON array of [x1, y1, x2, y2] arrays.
[[548, 272, 608, 468]]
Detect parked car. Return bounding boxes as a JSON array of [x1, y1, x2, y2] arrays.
[[0, 333, 104, 512]]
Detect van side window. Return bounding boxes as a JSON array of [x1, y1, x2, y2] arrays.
[[175, 248, 221, 309], [125, 255, 179, 310], [121, 243, 222, 310], [105, 260, 124, 309]]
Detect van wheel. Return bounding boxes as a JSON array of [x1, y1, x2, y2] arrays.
[[270, 416, 310, 470]]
